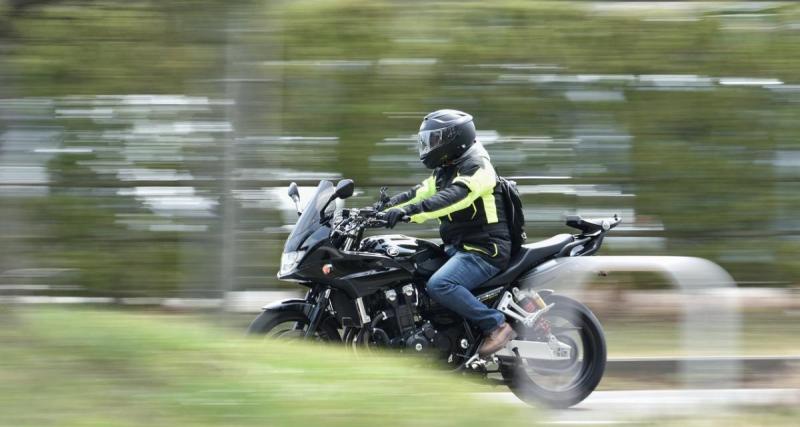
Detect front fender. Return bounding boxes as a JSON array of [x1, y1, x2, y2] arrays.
[[261, 298, 313, 316], [249, 297, 342, 341]]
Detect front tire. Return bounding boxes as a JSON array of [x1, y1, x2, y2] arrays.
[[501, 294, 606, 408], [247, 309, 341, 342]]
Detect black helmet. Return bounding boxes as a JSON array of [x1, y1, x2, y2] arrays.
[[417, 109, 476, 169]]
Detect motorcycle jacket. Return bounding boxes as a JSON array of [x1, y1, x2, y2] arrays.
[[387, 142, 511, 269]]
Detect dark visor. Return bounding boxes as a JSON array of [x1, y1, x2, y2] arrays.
[[418, 129, 445, 155]]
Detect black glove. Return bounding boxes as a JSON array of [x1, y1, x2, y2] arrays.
[[385, 208, 406, 229]]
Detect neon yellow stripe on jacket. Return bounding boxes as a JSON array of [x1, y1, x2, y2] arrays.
[[390, 175, 436, 210], [409, 162, 496, 223], [463, 243, 499, 257]]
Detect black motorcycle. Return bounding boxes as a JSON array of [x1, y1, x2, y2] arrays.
[[248, 178, 620, 408]]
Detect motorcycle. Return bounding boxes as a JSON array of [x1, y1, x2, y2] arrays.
[[248, 178, 620, 408]]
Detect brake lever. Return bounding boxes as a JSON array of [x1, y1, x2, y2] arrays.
[[379, 186, 390, 203]]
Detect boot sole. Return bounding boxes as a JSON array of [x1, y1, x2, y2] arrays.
[[478, 328, 517, 357]]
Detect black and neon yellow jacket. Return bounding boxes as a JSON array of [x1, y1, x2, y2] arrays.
[[387, 144, 511, 269]]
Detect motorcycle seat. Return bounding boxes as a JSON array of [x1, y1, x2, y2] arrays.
[[477, 233, 574, 289]]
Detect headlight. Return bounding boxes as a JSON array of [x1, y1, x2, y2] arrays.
[[279, 250, 305, 276]]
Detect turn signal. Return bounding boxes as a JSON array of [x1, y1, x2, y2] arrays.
[[322, 264, 333, 275]]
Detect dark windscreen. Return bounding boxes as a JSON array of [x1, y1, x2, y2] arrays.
[[283, 180, 335, 253]]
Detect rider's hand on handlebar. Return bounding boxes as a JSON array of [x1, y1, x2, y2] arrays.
[[384, 209, 407, 229]]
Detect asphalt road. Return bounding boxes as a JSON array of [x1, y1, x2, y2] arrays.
[[480, 388, 800, 424]]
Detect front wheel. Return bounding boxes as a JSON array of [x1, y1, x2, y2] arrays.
[[501, 294, 606, 408], [247, 308, 341, 342]]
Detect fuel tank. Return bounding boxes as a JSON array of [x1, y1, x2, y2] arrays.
[[360, 234, 446, 277]]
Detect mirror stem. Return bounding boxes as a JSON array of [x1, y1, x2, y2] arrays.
[[292, 197, 302, 216]]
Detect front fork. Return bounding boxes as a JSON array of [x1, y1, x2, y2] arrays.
[[302, 287, 332, 338]]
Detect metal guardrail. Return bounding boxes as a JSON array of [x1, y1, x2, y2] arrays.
[[607, 355, 800, 373], [605, 356, 800, 388]]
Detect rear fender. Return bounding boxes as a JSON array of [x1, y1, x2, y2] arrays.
[[537, 289, 555, 298]]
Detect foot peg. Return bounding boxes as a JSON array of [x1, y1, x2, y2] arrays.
[[465, 354, 486, 370], [465, 353, 500, 371]]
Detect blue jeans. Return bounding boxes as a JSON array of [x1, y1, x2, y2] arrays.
[[426, 245, 505, 333]]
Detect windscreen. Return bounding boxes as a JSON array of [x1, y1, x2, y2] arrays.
[[283, 180, 336, 253]]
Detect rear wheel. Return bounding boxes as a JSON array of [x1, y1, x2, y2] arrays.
[[247, 309, 341, 342], [501, 294, 606, 408]]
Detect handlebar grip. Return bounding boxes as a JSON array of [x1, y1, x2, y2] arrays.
[[372, 211, 410, 224]]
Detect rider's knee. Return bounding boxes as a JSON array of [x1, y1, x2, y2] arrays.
[[425, 275, 450, 297], [425, 281, 442, 297]]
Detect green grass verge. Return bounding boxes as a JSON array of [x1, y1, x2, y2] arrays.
[[0, 307, 533, 427], [603, 313, 800, 357]]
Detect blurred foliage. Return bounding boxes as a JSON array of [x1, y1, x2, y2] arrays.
[[3, 0, 226, 95], [0, 307, 530, 426], [1, 0, 800, 295], [268, 0, 800, 284]]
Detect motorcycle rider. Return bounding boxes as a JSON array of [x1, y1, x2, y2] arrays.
[[382, 109, 514, 356]]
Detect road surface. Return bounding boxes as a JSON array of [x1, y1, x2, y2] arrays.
[[481, 388, 800, 424]]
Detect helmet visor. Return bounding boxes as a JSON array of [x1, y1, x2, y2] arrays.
[[418, 129, 444, 156]]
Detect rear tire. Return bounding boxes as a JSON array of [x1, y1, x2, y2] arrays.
[[247, 309, 341, 342], [501, 294, 606, 408]]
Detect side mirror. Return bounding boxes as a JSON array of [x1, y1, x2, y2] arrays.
[[288, 182, 300, 202], [287, 182, 301, 216], [333, 179, 354, 200], [319, 179, 355, 222]]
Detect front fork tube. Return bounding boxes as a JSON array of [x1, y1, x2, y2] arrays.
[[304, 287, 331, 339]]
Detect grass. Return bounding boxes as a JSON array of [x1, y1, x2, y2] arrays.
[[0, 307, 532, 427], [603, 313, 800, 357], [1, 307, 797, 426]]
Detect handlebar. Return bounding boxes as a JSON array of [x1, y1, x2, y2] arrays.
[[338, 207, 409, 230], [373, 211, 411, 223]]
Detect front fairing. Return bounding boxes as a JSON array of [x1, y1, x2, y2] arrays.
[[279, 180, 337, 278], [284, 180, 336, 253], [278, 180, 427, 290], [290, 245, 415, 298]]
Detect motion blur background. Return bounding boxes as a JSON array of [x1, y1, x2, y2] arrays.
[[1, 0, 799, 424]]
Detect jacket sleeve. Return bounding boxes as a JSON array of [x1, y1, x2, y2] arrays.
[[384, 175, 436, 210], [406, 158, 497, 224]]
